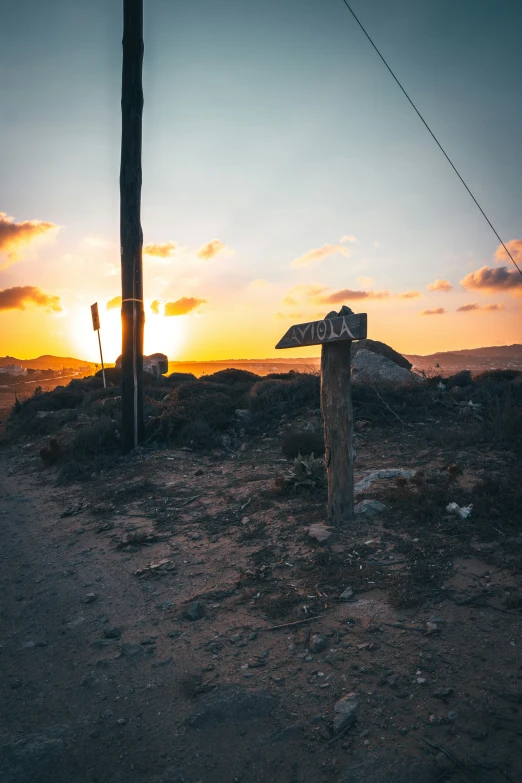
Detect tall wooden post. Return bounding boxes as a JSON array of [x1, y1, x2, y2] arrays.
[[321, 341, 354, 525], [120, 0, 144, 451]]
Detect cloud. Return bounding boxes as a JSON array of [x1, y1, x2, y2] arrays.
[[399, 290, 421, 299], [456, 302, 504, 312], [357, 276, 374, 288], [81, 235, 113, 250], [164, 297, 207, 316], [320, 288, 389, 304], [275, 311, 304, 320], [420, 308, 446, 315], [144, 241, 178, 258], [150, 299, 160, 314], [427, 279, 453, 292], [0, 212, 59, 267], [460, 265, 522, 293], [106, 296, 122, 310], [339, 234, 356, 244], [247, 278, 271, 291], [291, 243, 350, 268], [0, 285, 62, 312], [494, 239, 522, 265], [197, 239, 226, 260]]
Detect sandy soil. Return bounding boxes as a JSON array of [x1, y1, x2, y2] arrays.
[[1, 416, 521, 783]]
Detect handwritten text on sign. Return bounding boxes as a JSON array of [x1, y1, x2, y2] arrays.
[[275, 313, 367, 349]]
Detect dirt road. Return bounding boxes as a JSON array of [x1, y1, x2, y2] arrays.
[[1, 423, 521, 783]]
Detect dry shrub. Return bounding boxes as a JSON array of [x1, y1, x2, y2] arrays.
[[250, 373, 320, 420], [281, 430, 324, 459]]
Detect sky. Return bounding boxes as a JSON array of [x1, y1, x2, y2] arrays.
[[1, 0, 521, 362]]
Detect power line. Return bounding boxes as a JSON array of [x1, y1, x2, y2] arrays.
[[340, 0, 522, 277]]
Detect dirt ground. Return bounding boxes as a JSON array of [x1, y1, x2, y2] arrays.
[[1, 410, 521, 783]]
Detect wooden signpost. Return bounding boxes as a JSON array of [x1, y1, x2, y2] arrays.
[[276, 306, 367, 526]]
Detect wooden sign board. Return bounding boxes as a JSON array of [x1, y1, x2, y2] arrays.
[[275, 313, 367, 349], [91, 302, 101, 332]]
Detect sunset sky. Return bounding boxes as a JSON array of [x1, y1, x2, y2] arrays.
[[1, 0, 521, 363]]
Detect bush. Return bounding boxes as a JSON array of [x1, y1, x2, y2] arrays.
[[167, 372, 197, 385], [204, 368, 260, 385], [281, 430, 324, 459], [250, 373, 320, 420], [70, 415, 120, 459]]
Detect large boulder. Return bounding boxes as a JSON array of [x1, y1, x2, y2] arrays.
[[351, 339, 412, 370], [352, 349, 420, 387]]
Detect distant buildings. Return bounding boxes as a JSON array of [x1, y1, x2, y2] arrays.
[[0, 364, 27, 376]]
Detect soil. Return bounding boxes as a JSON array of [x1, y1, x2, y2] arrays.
[[1, 412, 521, 783]]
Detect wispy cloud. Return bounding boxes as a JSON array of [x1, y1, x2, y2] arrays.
[[0, 212, 59, 268], [494, 239, 522, 265], [420, 308, 446, 315], [427, 279, 453, 292], [80, 235, 113, 250], [357, 276, 374, 288], [197, 239, 226, 260], [150, 299, 160, 314], [460, 265, 522, 294], [456, 302, 504, 312], [106, 296, 122, 310], [399, 290, 421, 299], [0, 285, 61, 312], [144, 241, 178, 259], [164, 297, 207, 316], [291, 243, 350, 268], [339, 234, 356, 244], [320, 288, 389, 304]]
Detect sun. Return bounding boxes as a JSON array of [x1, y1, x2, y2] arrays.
[[71, 303, 186, 365]]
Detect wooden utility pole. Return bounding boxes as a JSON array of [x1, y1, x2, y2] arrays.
[[276, 307, 367, 527], [120, 0, 144, 451]]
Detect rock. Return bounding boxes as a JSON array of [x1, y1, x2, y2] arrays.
[[0, 732, 65, 783], [308, 524, 335, 544], [355, 469, 416, 494], [309, 634, 328, 653], [103, 627, 122, 639], [339, 587, 354, 601], [194, 468, 204, 476], [354, 499, 388, 516], [333, 693, 358, 733], [117, 352, 168, 376], [186, 685, 276, 728], [235, 409, 250, 419], [120, 642, 145, 657], [183, 601, 205, 621], [351, 339, 413, 370], [352, 349, 421, 387], [82, 593, 98, 604], [336, 750, 439, 783]]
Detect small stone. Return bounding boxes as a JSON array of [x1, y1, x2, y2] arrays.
[[309, 634, 328, 654], [333, 693, 358, 733], [308, 524, 335, 544], [354, 499, 388, 517], [425, 622, 439, 634], [447, 711, 458, 722], [247, 660, 265, 668], [248, 632, 257, 641], [194, 469, 204, 476], [104, 627, 122, 639], [432, 687, 453, 700], [116, 718, 128, 725], [120, 642, 144, 657], [229, 634, 242, 644], [241, 517, 250, 526], [82, 593, 98, 604], [183, 601, 205, 621], [339, 587, 354, 601]]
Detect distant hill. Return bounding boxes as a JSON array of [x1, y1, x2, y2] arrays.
[[0, 355, 95, 370], [2, 344, 521, 376], [404, 344, 522, 375]]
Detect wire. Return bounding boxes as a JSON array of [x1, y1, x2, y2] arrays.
[[340, 0, 522, 277]]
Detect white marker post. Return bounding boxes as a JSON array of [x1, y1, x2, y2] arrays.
[[91, 302, 107, 389]]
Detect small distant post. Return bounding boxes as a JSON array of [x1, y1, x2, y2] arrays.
[[91, 302, 107, 389], [275, 306, 367, 526]]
